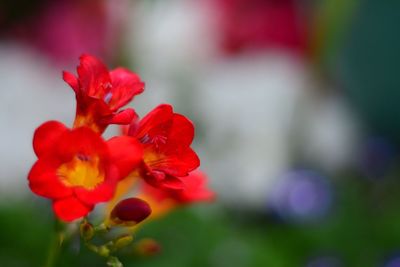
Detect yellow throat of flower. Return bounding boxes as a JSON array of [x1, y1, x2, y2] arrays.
[[73, 114, 101, 133], [58, 154, 105, 190]]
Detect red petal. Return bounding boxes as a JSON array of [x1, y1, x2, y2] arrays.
[[53, 197, 93, 222], [28, 159, 73, 199], [77, 54, 111, 98], [109, 68, 144, 110], [166, 113, 195, 150], [105, 108, 137, 125], [127, 113, 140, 136], [159, 175, 185, 190], [62, 71, 79, 93], [55, 127, 109, 162], [33, 121, 68, 158], [149, 148, 200, 177], [135, 104, 173, 140], [141, 170, 214, 205], [142, 169, 185, 190], [74, 165, 119, 205], [107, 136, 143, 180], [177, 170, 215, 203]]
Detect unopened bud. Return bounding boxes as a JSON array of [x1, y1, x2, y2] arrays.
[[80, 221, 94, 241], [97, 245, 110, 257], [114, 235, 133, 249], [134, 238, 161, 257], [110, 198, 152, 226]]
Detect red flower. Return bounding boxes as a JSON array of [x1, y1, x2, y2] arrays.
[[139, 170, 215, 218], [128, 104, 200, 190], [28, 121, 143, 222], [63, 54, 144, 133]]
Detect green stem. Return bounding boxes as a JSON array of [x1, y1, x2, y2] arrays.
[[44, 220, 64, 267]]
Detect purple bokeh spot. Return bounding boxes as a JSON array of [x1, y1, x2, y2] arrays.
[[268, 169, 333, 223], [385, 257, 400, 267]]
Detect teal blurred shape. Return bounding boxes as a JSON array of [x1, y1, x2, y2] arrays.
[[338, 0, 400, 141]]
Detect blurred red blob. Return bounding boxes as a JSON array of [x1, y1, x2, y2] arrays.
[[213, 0, 309, 55], [1, 0, 125, 63], [134, 238, 161, 257]]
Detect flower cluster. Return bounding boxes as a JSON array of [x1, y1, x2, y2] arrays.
[[28, 55, 214, 264]]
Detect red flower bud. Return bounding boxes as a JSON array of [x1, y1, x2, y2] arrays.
[[134, 238, 161, 257], [110, 198, 151, 226]]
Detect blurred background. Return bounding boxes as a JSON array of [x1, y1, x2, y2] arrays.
[[1, 0, 400, 266]]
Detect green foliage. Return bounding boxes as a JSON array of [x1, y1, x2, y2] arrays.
[[2, 176, 400, 267]]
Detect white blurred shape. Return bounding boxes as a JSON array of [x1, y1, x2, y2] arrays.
[[294, 92, 360, 172], [128, 0, 214, 74], [0, 44, 74, 196], [197, 53, 310, 208], [124, 0, 215, 115]]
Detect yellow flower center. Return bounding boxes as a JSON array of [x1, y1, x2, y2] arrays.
[[58, 154, 105, 190]]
